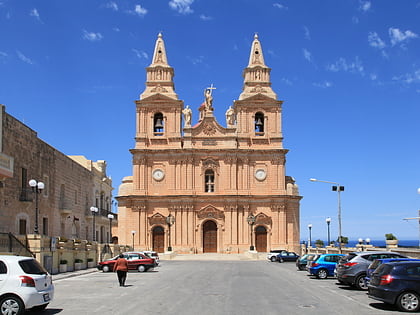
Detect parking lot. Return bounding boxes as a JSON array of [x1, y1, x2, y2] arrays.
[[34, 260, 406, 315]]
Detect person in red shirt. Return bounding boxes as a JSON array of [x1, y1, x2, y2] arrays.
[[113, 253, 128, 286]]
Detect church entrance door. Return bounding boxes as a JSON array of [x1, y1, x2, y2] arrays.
[[203, 220, 217, 253], [255, 226, 267, 252], [152, 226, 165, 253]]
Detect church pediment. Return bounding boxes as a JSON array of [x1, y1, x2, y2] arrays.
[[148, 213, 167, 225], [138, 92, 180, 102], [192, 116, 231, 137], [255, 212, 272, 226], [236, 93, 281, 104], [197, 205, 225, 220]]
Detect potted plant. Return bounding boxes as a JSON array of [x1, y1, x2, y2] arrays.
[[87, 258, 95, 268], [74, 259, 83, 270], [315, 239, 324, 248], [337, 236, 348, 246], [385, 233, 398, 247], [59, 259, 67, 273]]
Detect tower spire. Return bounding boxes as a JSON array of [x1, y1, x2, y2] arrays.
[[239, 34, 276, 100], [140, 33, 178, 100]]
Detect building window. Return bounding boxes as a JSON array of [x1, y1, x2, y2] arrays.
[[19, 219, 26, 234], [154, 112, 164, 135], [42, 217, 48, 235], [19, 168, 30, 201], [255, 112, 264, 135], [205, 170, 215, 192]]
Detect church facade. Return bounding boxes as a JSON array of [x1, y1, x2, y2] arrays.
[[116, 34, 302, 254]]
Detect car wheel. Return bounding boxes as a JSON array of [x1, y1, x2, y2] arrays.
[[102, 265, 110, 272], [397, 291, 420, 312], [317, 269, 328, 279], [0, 295, 25, 315], [355, 274, 368, 290], [270, 256, 277, 262], [298, 265, 305, 271], [278, 258, 284, 263], [138, 265, 146, 272]]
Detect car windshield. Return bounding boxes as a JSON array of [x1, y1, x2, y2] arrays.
[[340, 253, 356, 263], [19, 259, 47, 275], [373, 264, 393, 276]]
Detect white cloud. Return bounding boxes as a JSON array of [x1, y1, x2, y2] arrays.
[[370, 73, 377, 81], [187, 55, 204, 65], [169, 0, 194, 14], [113, 27, 120, 32], [0, 51, 7, 63], [368, 32, 386, 49], [199, 14, 212, 21], [281, 78, 293, 85], [105, 2, 118, 11], [326, 56, 364, 75], [303, 26, 311, 40], [134, 4, 147, 16], [303, 48, 312, 62], [313, 81, 332, 88], [359, 1, 371, 12], [132, 49, 148, 59], [389, 27, 418, 46], [392, 69, 420, 84], [16, 51, 34, 64], [30, 8, 42, 22], [82, 30, 103, 41], [273, 3, 288, 10]]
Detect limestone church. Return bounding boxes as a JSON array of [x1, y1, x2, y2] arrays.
[[116, 34, 302, 254]]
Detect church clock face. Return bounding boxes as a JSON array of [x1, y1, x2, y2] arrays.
[[255, 169, 267, 181], [152, 169, 165, 181]]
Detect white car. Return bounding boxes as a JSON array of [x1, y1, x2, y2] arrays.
[[267, 250, 286, 262], [0, 255, 54, 315]]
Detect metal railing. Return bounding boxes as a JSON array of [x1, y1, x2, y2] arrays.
[[0, 233, 34, 257]]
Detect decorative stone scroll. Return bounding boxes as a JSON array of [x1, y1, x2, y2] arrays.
[[255, 213, 272, 226], [197, 206, 225, 220], [149, 213, 166, 225]]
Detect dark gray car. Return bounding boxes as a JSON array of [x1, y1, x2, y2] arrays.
[[336, 251, 407, 290]]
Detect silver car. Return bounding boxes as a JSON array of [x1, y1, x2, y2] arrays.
[[336, 251, 407, 290]]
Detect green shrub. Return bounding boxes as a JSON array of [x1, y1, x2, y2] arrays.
[[385, 233, 397, 240], [60, 259, 67, 265]]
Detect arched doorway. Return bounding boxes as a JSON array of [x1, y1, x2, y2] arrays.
[[255, 225, 267, 252], [152, 226, 165, 253], [203, 220, 217, 253]]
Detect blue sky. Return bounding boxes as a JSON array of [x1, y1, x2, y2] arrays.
[[1, 0, 419, 242]]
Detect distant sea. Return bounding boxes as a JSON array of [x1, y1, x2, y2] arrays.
[[304, 239, 420, 248]]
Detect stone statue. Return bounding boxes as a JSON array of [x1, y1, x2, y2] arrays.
[[225, 106, 235, 126], [182, 105, 192, 127], [204, 84, 216, 112]]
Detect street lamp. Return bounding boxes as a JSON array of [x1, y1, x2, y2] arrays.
[[326, 217, 331, 246], [247, 214, 256, 251], [90, 206, 98, 241], [166, 214, 175, 252], [310, 178, 344, 253], [131, 230, 136, 250], [308, 224, 312, 248], [28, 179, 45, 234], [107, 213, 114, 243]]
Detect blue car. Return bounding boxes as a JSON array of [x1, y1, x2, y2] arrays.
[[365, 258, 420, 285], [308, 254, 344, 279]]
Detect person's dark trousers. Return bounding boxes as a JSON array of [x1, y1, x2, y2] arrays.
[[117, 270, 127, 286]]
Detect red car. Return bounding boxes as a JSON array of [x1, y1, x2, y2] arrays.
[[97, 252, 158, 272]]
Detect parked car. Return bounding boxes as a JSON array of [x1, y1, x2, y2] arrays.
[[307, 254, 344, 279], [0, 255, 54, 315], [336, 251, 407, 290], [368, 261, 420, 312], [276, 251, 300, 263], [365, 258, 420, 286], [296, 253, 317, 271], [97, 252, 158, 272], [141, 251, 160, 263], [267, 250, 286, 262]]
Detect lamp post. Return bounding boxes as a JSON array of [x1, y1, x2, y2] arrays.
[[326, 217, 331, 246], [28, 179, 45, 234], [166, 214, 175, 252], [107, 213, 114, 243], [90, 206, 98, 241], [308, 224, 312, 248], [310, 178, 344, 253], [131, 230, 136, 250], [247, 214, 256, 251]]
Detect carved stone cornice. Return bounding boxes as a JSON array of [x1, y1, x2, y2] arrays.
[[197, 206, 225, 220], [255, 213, 272, 226], [149, 213, 166, 225]]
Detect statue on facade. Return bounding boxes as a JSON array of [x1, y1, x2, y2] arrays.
[[204, 84, 216, 112], [182, 105, 192, 127], [225, 106, 235, 126]]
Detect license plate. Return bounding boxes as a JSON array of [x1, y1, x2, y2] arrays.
[[43, 293, 50, 302]]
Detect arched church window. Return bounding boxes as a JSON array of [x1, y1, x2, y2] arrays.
[[255, 112, 264, 135], [154, 113, 164, 135], [205, 170, 215, 193]]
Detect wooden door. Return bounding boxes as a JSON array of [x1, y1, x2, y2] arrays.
[[203, 221, 217, 253], [255, 225, 267, 252], [152, 226, 165, 253]]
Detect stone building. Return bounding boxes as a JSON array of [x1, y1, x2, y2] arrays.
[[0, 104, 114, 242], [116, 34, 301, 253]]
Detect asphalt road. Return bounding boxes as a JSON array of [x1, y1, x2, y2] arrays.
[[32, 260, 404, 315]]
